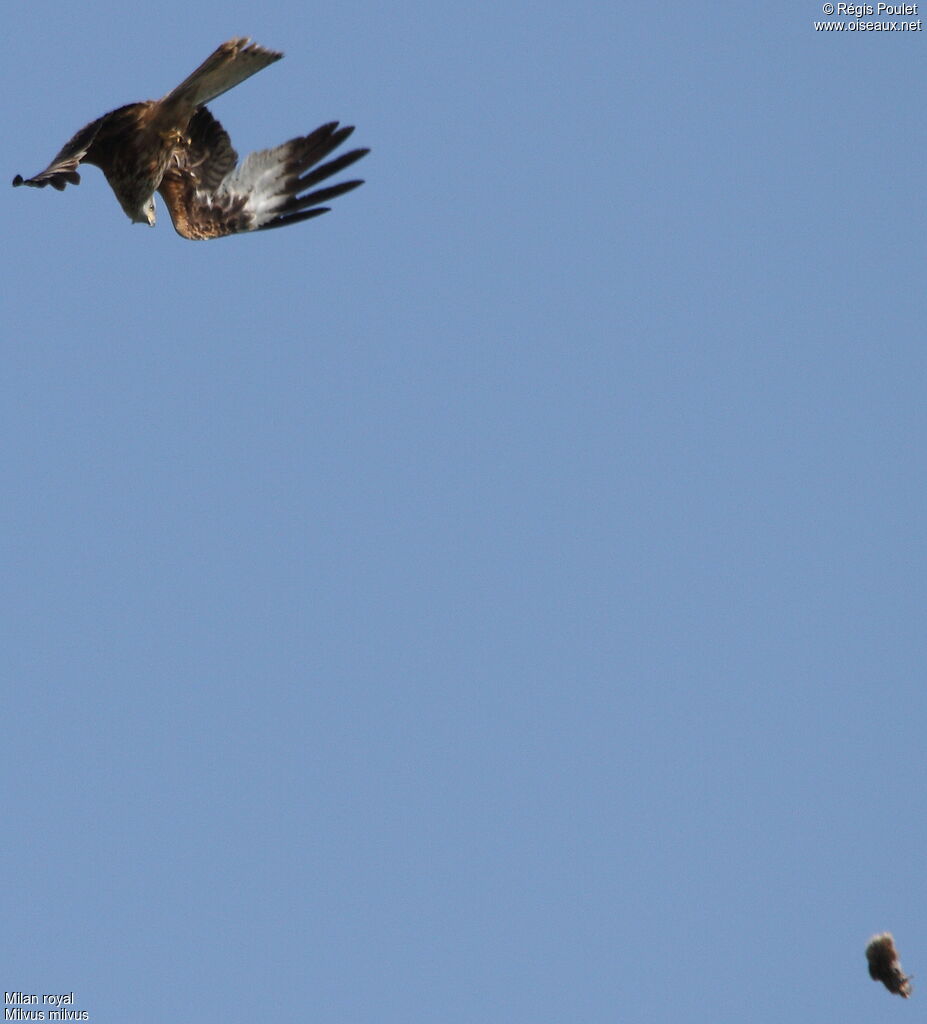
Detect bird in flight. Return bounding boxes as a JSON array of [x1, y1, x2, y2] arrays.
[[12, 38, 368, 239], [866, 932, 913, 998]]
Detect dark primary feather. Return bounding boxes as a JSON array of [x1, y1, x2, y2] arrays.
[[255, 124, 369, 232]]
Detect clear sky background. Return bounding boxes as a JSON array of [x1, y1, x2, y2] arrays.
[[3, 3, 925, 1022]]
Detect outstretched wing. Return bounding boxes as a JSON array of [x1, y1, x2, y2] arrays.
[[12, 115, 108, 191], [157, 110, 368, 240], [160, 38, 282, 113]]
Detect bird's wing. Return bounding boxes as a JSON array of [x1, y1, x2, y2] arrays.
[[12, 115, 108, 191], [160, 37, 282, 113], [179, 107, 239, 192], [13, 38, 280, 192], [158, 117, 368, 240]]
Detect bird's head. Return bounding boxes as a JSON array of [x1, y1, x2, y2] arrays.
[[136, 197, 156, 226], [120, 193, 156, 226]]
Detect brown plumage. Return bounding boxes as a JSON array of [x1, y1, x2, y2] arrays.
[[866, 932, 912, 998], [12, 38, 368, 239]]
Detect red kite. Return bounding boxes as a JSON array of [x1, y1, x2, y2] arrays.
[[13, 38, 367, 239], [866, 932, 912, 998]]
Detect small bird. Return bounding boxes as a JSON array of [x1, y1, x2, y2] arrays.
[[866, 932, 912, 998], [12, 38, 368, 239]]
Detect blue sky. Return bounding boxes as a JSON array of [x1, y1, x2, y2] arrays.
[[3, 3, 925, 1022]]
